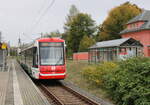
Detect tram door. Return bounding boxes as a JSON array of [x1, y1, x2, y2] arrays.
[[33, 47, 38, 68]]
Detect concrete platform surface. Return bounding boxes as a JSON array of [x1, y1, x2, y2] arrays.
[[0, 59, 50, 105], [0, 72, 9, 105]]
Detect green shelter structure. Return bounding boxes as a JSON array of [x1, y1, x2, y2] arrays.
[[88, 38, 143, 63]]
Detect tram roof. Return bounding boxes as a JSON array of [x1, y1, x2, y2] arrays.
[[37, 37, 65, 42], [20, 37, 65, 53]]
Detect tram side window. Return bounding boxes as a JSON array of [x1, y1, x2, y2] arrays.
[[33, 48, 38, 68]]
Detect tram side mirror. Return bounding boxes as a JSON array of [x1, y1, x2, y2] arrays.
[[64, 42, 67, 47]]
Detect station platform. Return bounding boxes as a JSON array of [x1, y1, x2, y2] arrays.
[[0, 59, 50, 105]]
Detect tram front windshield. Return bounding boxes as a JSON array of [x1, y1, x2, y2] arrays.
[[40, 42, 64, 65]]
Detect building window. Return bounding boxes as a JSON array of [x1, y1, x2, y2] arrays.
[[133, 24, 136, 28], [148, 47, 150, 56]]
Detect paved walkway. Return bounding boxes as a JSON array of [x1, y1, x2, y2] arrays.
[[0, 72, 9, 105], [0, 59, 50, 105]]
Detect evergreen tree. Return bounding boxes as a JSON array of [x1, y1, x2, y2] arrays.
[[63, 5, 79, 56], [64, 5, 79, 32], [44, 30, 61, 38], [79, 35, 95, 52], [67, 13, 96, 52]]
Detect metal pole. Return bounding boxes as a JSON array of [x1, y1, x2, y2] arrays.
[[2, 50, 4, 71]]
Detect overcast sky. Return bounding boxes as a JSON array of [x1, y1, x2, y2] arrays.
[[0, 0, 149, 46]]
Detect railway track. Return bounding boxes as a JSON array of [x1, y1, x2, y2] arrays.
[[38, 80, 100, 105]]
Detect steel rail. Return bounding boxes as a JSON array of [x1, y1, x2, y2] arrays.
[[40, 84, 64, 105], [62, 84, 100, 105], [39, 82, 100, 105]]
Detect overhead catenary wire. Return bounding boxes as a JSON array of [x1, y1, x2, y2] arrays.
[[22, 32, 33, 41], [22, 0, 48, 40], [28, 0, 55, 35], [36, 0, 50, 15]]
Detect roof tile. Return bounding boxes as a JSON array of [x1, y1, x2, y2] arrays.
[[120, 10, 150, 34]]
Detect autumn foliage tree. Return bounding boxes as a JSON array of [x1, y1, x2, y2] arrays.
[[97, 2, 142, 41]]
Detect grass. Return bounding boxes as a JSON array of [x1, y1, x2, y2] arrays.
[[65, 60, 114, 104]]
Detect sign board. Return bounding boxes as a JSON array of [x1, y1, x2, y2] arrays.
[[1, 43, 7, 49], [40, 42, 63, 47]]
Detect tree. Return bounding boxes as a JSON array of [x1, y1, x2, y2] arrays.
[[64, 5, 79, 32], [62, 5, 80, 56], [67, 13, 96, 52], [97, 2, 142, 41], [79, 35, 95, 52], [44, 30, 61, 38]]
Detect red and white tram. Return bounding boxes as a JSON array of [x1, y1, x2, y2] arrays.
[[19, 37, 66, 79]]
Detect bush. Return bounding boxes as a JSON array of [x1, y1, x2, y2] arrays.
[[82, 62, 118, 86], [104, 57, 150, 105]]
